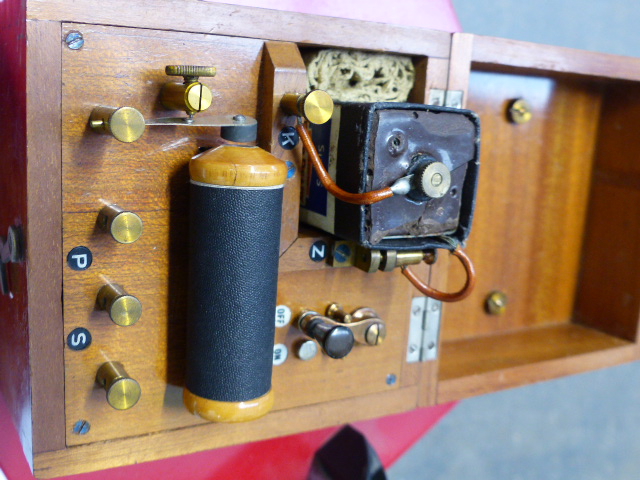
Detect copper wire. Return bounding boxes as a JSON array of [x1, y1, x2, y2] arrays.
[[296, 123, 394, 205], [401, 246, 476, 302]]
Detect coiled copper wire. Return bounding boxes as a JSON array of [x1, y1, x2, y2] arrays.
[[296, 123, 394, 205], [401, 246, 476, 302]]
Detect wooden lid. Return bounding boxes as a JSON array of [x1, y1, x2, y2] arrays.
[[190, 145, 288, 187]]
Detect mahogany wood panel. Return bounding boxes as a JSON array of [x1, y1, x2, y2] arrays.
[[574, 84, 640, 342], [26, 19, 66, 454], [35, 385, 419, 478], [274, 267, 412, 410], [438, 324, 635, 403], [407, 55, 451, 406], [0, 0, 31, 461], [61, 25, 265, 446], [472, 34, 640, 82], [258, 41, 307, 253], [443, 70, 603, 341], [27, 0, 451, 59], [61, 24, 419, 448]]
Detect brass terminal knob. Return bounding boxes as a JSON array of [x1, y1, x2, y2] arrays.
[[98, 205, 143, 244], [508, 98, 532, 124], [161, 65, 216, 115], [485, 290, 508, 315], [280, 90, 334, 125], [89, 106, 146, 143], [96, 361, 141, 410], [97, 283, 142, 327]]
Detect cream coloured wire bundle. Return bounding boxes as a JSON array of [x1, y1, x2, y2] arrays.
[[305, 49, 415, 103]]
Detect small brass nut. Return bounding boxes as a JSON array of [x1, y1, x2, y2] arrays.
[[485, 290, 508, 315], [508, 98, 532, 124]]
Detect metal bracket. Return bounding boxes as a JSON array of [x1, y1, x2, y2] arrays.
[[428, 89, 464, 109], [406, 296, 442, 363], [146, 114, 258, 142]]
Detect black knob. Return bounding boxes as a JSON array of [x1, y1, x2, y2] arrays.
[[298, 312, 354, 359]]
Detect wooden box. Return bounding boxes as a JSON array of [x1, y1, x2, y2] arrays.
[[1, 1, 639, 477]]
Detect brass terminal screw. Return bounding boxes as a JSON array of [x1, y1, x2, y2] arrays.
[[97, 283, 143, 327], [326, 303, 353, 324], [508, 99, 532, 124], [365, 323, 387, 346], [485, 290, 508, 315], [96, 361, 142, 410], [281, 90, 334, 125], [98, 204, 143, 244]]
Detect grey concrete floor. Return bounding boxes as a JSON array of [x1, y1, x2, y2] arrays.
[[390, 1, 640, 479]]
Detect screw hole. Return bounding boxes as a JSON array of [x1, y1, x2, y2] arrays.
[[450, 187, 458, 198]]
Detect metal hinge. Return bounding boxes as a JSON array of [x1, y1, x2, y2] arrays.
[[406, 296, 442, 363], [428, 89, 464, 109]]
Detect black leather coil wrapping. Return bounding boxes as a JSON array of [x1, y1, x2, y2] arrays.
[[186, 182, 283, 403]]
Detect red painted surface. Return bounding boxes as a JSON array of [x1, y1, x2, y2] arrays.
[[0, 393, 456, 480], [0, 0, 33, 469], [0, 1, 461, 479]]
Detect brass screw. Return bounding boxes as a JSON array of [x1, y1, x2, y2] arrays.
[[485, 291, 508, 315], [365, 323, 387, 346], [508, 99, 532, 124], [326, 303, 353, 324]]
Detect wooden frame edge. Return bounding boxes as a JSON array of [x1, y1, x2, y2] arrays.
[[27, 0, 451, 58], [471, 34, 640, 81], [33, 386, 418, 478], [437, 343, 639, 404], [26, 19, 66, 453]]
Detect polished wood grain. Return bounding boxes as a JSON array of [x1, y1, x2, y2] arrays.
[[407, 55, 452, 406], [61, 24, 419, 449], [14, 5, 640, 477], [28, 0, 451, 58], [258, 41, 307, 253], [438, 323, 635, 403], [443, 70, 603, 341], [26, 19, 66, 454], [448, 33, 473, 100], [61, 25, 265, 446], [34, 385, 419, 478], [273, 267, 412, 410], [574, 84, 640, 342], [472, 34, 640, 81]]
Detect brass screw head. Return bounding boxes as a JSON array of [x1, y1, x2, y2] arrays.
[[184, 83, 213, 114], [485, 291, 508, 315], [508, 99, 532, 124], [419, 162, 452, 199], [365, 323, 387, 346]]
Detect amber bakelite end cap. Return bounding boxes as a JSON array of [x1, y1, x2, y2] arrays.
[[183, 388, 274, 423], [190, 145, 288, 187]]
